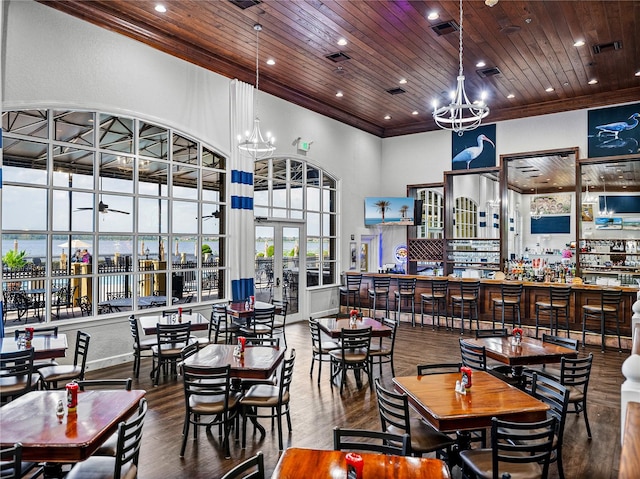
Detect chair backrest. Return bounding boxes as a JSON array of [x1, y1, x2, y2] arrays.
[[333, 427, 410, 456], [278, 349, 296, 400], [459, 339, 486, 371], [14, 326, 59, 339], [72, 331, 91, 376], [129, 316, 141, 348], [500, 282, 523, 300], [397, 277, 416, 294], [163, 308, 193, 317], [180, 342, 199, 362], [600, 289, 623, 309], [220, 452, 265, 479], [247, 308, 276, 336], [114, 398, 148, 479], [490, 416, 556, 479], [309, 318, 321, 349], [541, 333, 578, 350], [345, 274, 362, 289], [379, 317, 398, 351], [209, 304, 228, 342], [560, 353, 593, 392], [372, 276, 391, 291], [431, 278, 449, 297], [271, 299, 288, 318], [374, 379, 412, 442], [0, 348, 35, 399], [245, 337, 280, 348], [74, 378, 132, 391], [0, 442, 22, 479], [417, 362, 462, 375], [182, 365, 233, 415], [339, 327, 372, 359], [530, 372, 570, 446], [155, 322, 192, 354], [549, 286, 572, 304], [459, 280, 481, 297], [475, 328, 508, 338]]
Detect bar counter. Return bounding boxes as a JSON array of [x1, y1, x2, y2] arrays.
[[344, 272, 638, 341]]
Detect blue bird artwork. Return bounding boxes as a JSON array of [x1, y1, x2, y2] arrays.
[[452, 134, 495, 169], [595, 113, 639, 139]]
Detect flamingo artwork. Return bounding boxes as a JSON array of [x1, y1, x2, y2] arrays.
[[452, 134, 495, 169], [595, 113, 640, 139]]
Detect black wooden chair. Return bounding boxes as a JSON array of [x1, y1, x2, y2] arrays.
[[129, 316, 157, 379], [308, 318, 340, 385], [329, 327, 372, 393], [333, 427, 410, 456], [151, 322, 192, 386], [420, 278, 449, 330], [39, 331, 90, 389], [450, 280, 480, 334], [0, 348, 38, 404], [220, 452, 265, 479]]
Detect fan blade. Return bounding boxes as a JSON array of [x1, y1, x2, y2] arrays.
[[108, 209, 130, 215], [74, 207, 93, 211]]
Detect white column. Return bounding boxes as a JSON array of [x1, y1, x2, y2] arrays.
[[620, 294, 640, 443]]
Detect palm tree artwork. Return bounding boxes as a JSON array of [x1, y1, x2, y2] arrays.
[[374, 200, 391, 223], [398, 204, 410, 219]]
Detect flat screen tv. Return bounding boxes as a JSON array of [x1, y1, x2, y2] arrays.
[[364, 197, 415, 226]]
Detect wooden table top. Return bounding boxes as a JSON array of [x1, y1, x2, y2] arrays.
[[316, 317, 392, 338], [393, 372, 549, 432], [465, 337, 578, 367], [620, 401, 640, 479], [139, 313, 209, 335], [0, 389, 145, 462], [270, 448, 451, 479], [183, 344, 284, 380], [0, 334, 68, 360], [227, 301, 275, 318]]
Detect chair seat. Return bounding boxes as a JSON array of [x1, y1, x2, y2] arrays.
[[240, 384, 290, 407], [339, 286, 359, 293], [451, 294, 478, 302], [313, 342, 340, 354], [329, 349, 367, 362], [421, 293, 446, 300], [189, 393, 240, 414], [38, 365, 82, 383], [369, 345, 392, 356], [151, 343, 187, 356], [492, 297, 520, 305], [33, 359, 59, 369], [0, 375, 40, 395], [388, 418, 454, 453], [239, 325, 273, 336], [395, 291, 414, 297], [536, 301, 568, 309], [567, 385, 584, 402], [368, 288, 387, 295], [93, 432, 118, 456], [498, 427, 559, 449], [582, 304, 617, 313], [460, 448, 544, 479], [136, 337, 157, 350], [273, 320, 285, 329], [65, 455, 137, 479]]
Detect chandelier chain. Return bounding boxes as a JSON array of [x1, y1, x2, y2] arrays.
[[458, 0, 464, 77]]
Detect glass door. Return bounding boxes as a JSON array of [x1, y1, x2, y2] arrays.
[[255, 223, 301, 317]]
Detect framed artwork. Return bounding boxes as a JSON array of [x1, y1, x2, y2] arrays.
[[451, 124, 496, 170], [360, 243, 368, 272], [349, 242, 357, 270], [581, 204, 594, 222], [530, 194, 572, 216], [588, 102, 640, 158]]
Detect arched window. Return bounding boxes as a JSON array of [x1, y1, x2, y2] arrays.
[[455, 197, 478, 238]]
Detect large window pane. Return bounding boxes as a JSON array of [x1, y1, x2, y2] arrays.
[[99, 114, 134, 153], [139, 121, 168, 160], [2, 110, 48, 138], [173, 133, 197, 165], [2, 138, 48, 185], [2, 186, 47, 230], [138, 160, 169, 196], [172, 165, 198, 200], [173, 201, 197, 234], [54, 110, 94, 146], [138, 198, 168, 234]]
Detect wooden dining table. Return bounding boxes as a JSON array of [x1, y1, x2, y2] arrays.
[[270, 447, 452, 479], [393, 371, 549, 433], [182, 343, 284, 380], [227, 301, 276, 322], [0, 389, 146, 462], [315, 316, 392, 338], [0, 333, 68, 360], [139, 312, 209, 335]]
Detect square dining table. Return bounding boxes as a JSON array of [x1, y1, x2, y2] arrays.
[[0, 333, 68, 360], [315, 316, 392, 338], [393, 371, 549, 433], [465, 336, 578, 368], [182, 343, 284, 380], [0, 389, 146, 462], [139, 312, 209, 335], [271, 448, 451, 479], [226, 301, 276, 322]]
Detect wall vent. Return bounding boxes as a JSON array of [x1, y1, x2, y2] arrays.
[[228, 0, 262, 10], [477, 67, 501, 78], [326, 52, 351, 62], [593, 41, 622, 54], [385, 87, 406, 95], [431, 21, 459, 36]]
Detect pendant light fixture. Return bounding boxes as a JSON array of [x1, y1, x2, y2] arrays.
[[433, 0, 490, 134], [238, 23, 275, 158]]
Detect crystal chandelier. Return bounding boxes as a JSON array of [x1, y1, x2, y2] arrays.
[[238, 24, 275, 158], [433, 0, 490, 134]]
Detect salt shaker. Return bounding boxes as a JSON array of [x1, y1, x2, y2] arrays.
[[56, 399, 65, 421]]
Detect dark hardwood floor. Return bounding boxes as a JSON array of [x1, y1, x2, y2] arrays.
[[87, 320, 627, 479]]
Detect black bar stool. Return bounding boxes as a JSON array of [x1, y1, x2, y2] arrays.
[[581, 288, 623, 352], [450, 280, 480, 334], [394, 277, 416, 325], [420, 278, 449, 330], [535, 285, 571, 338], [491, 282, 523, 329], [368, 277, 391, 321], [339, 274, 362, 312]]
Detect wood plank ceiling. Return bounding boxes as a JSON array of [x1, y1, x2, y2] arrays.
[[39, 0, 640, 139]]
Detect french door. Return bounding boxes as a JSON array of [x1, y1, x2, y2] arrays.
[[254, 222, 301, 318]]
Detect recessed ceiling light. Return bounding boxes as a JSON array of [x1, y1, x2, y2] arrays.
[[384, 115, 392, 120], [476, 61, 486, 68], [573, 40, 585, 47], [507, 93, 515, 99], [154, 4, 166, 13], [635, 70, 640, 77], [266, 59, 275, 66], [337, 38, 347, 46], [336, 91, 343, 97], [399, 78, 408, 85], [427, 11, 439, 20], [412, 110, 419, 115], [545, 87, 555, 92], [588, 79, 598, 85]]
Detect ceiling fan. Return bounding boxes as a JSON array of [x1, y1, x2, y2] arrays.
[[198, 211, 220, 221], [75, 200, 130, 215]]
